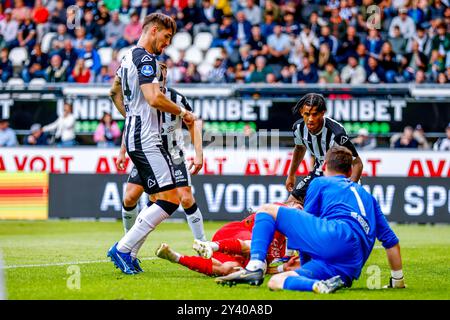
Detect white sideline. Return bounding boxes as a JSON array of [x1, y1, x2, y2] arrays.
[[1, 257, 157, 269]]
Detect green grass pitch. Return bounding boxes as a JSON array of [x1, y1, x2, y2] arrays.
[[0, 220, 449, 300]]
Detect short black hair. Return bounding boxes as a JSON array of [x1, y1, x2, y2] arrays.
[[292, 93, 327, 115]]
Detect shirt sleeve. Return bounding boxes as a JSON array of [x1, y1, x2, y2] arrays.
[[132, 48, 158, 86], [181, 95, 192, 112], [374, 198, 399, 249], [292, 122, 303, 146], [303, 178, 322, 217], [334, 126, 359, 157]]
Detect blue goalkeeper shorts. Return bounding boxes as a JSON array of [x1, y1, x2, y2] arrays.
[[275, 206, 365, 285]]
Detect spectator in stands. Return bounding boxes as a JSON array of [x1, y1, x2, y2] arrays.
[[267, 25, 291, 67], [379, 42, 399, 83], [389, 7, 416, 39], [108, 49, 121, 79], [431, 22, 450, 56], [297, 56, 319, 83], [116, 11, 142, 49], [351, 128, 377, 150], [433, 123, 450, 151], [297, 24, 319, 53], [336, 25, 360, 65], [160, 0, 178, 23], [319, 62, 340, 83], [182, 63, 202, 83], [0, 118, 17, 147], [243, 0, 262, 26], [32, 0, 50, 43], [102, 10, 125, 49], [248, 25, 268, 57], [45, 54, 67, 82], [72, 26, 88, 50], [366, 56, 386, 83], [12, 0, 31, 22], [94, 65, 113, 83], [49, 0, 67, 28], [22, 43, 48, 83], [181, 0, 202, 35], [317, 43, 334, 71], [84, 9, 103, 42], [97, 1, 111, 27], [50, 24, 71, 53], [260, 11, 276, 38], [23, 123, 49, 146], [282, 11, 301, 36], [238, 44, 254, 71], [207, 57, 227, 83], [70, 58, 91, 83], [196, 0, 222, 37], [400, 40, 428, 82], [42, 102, 76, 147], [78, 40, 101, 77], [319, 25, 338, 56], [263, 0, 281, 22], [0, 48, 13, 83], [165, 58, 183, 85], [247, 55, 272, 83], [437, 72, 449, 84], [407, 25, 432, 56], [341, 55, 366, 84], [118, 0, 133, 24], [364, 29, 384, 55], [231, 11, 252, 47], [413, 124, 431, 150], [15, 14, 37, 51], [0, 8, 19, 49], [388, 25, 408, 57], [94, 112, 121, 147], [393, 126, 419, 149], [414, 69, 428, 83], [308, 11, 323, 36], [328, 8, 346, 39], [428, 49, 446, 81], [59, 39, 78, 76]]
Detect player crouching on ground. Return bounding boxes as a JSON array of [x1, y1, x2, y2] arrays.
[[216, 146, 406, 293], [155, 202, 302, 277]]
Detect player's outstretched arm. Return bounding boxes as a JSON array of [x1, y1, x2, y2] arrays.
[[384, 243, 406, 289], [186, 119, 203, 175], [141, 83, 195, 123], [286, 145, 306, 192], [109, 75, 126, 118], [350, 155, 363, 183]]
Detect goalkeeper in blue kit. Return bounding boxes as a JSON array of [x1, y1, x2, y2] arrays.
[[216, 146, 406, 293]]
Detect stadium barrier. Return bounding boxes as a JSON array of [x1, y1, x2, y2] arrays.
[[1, 84, 449, 136], [47, 174, 450, 223]]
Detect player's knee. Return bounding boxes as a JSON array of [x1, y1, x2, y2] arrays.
[[123, 193, 139, 207], [180, 194, 194, 209], [268, 274, 285, 291]]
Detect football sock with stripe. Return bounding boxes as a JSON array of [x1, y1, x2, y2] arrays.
[[117, 200, 179, 253], [184, 203, 206, 241]]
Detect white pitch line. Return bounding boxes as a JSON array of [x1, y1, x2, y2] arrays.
[[1, 257, 157, 269]]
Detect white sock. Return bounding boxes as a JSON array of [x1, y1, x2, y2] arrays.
[[185, 207, 206, 241], [391, 269, 403, 279], [131, 235, 148, 259], [122, 204, 138, 234], [246, 259, 265, 271], [117, 204, 170, 253]]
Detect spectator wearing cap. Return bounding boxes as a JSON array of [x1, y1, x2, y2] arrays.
[[94, 112, 121, 147], [433, 123, 450, 151], [389, 7, 416, 39], [21, 43, 48, 83], [0, 48, 13, 83], [101, 10, 125, 49], [341, 55, 366, 84], [243, 0, 262, 26], [351, 128, 377, 150], [42, 102, 76, 147], [0, 8, 19, 49], [23, 123, 49, 146], [0, 119, 17, 147]]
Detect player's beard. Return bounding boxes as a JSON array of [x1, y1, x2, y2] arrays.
[[152, 40, 162, 55]]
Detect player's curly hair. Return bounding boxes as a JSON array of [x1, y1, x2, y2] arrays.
[[292, 93, 327, 115]]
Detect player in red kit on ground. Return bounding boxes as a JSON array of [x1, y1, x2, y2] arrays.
[[156, 203, 299, 277]]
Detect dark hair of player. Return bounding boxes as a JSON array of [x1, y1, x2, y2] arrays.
[[143, 13, 177, 34], [325, 146, 353, 174], [292, 93, 327, 115]]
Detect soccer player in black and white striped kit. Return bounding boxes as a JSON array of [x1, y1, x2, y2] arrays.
[[286, 93, 364, 204]]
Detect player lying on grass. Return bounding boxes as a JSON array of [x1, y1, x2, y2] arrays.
[[113, 62, 206, 272], [216, 146, 406, 293], [155, 202, 302, 277]]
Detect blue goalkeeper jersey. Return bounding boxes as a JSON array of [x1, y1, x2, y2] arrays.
[[303, 175, 399, 265]]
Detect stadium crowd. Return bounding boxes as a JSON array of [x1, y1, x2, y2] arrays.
[[0, 0, 449, 84]]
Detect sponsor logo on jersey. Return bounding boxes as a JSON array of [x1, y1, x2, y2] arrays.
[[340, 136, 349, 145], [175, 170, 183, 177], [130, 168, 138, 178], [141, 65, 154, 77], [141, 55, 153, 63], [167, 125, 175, 133]]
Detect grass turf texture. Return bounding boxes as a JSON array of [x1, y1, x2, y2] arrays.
[[0, 221, 449, 300]]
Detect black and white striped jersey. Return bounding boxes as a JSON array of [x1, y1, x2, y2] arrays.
[[161, 87, 192, 162], [292, 117, 359, 173], [116, 46, 165, 152]]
